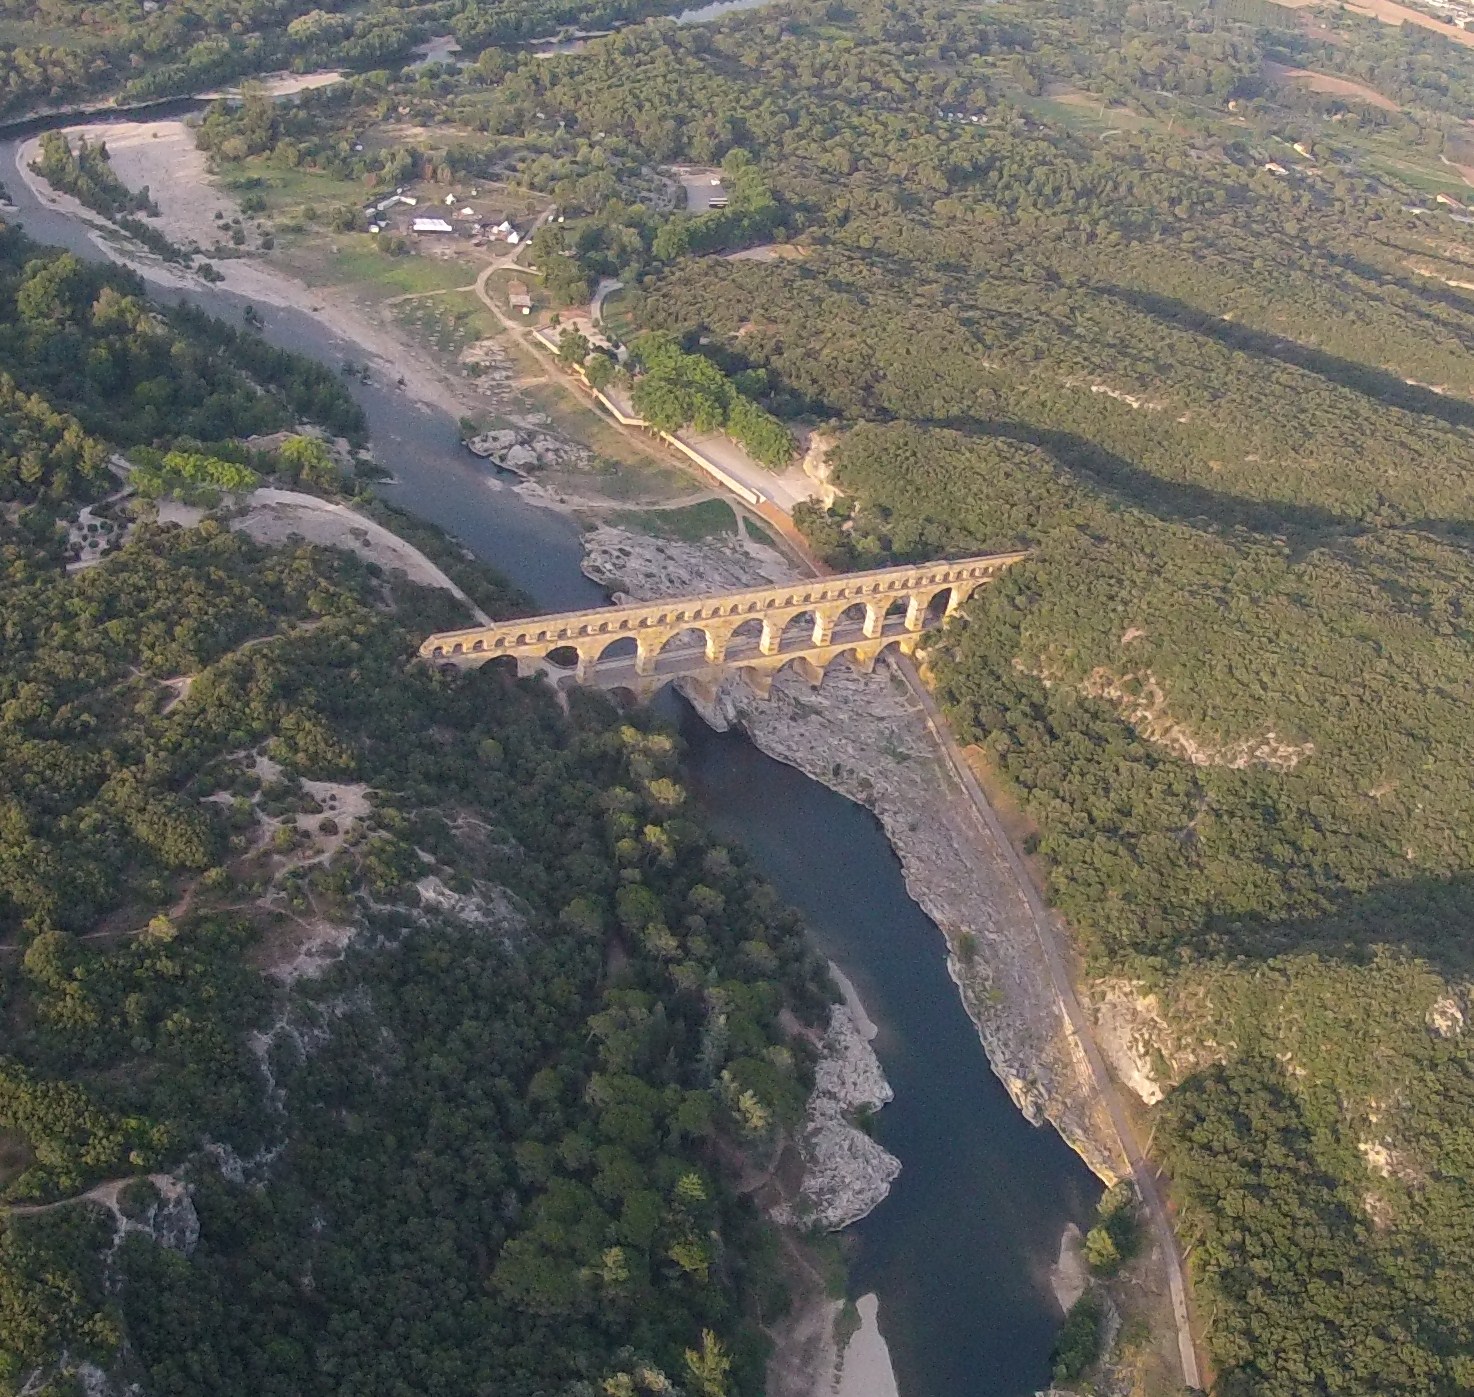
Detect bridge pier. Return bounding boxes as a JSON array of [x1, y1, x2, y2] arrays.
[[683, 673, 722, 706], [790, 656, 824, 688], [759, 618, 781, 656], [635, 635, 657, 676], [862, 602, 885, 639], [704, 621, 739, 665], [742, 667, 774, 698], [946, 582, 977, 619]]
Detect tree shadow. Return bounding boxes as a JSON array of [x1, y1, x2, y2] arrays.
[[943, 416, 1360, 543], [1195, 869, 1474, 981], [1334, 249, 1474, 326], [1101, 284, 1474, 431]]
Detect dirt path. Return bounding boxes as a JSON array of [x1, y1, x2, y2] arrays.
[[5, 1177, 129, 1217], [382, 283, 478, 307]]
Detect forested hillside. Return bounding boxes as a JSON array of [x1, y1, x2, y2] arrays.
[[285, 0, 1474, 1389], [0, 218, 831, 1396], [0, 0, 699, 120]]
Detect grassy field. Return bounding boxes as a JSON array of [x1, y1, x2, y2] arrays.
[[392, 289, 502, 356], [274, 235, 484, 303], [219, 160, 366, 215], [329, 241, 479, 293], [618, 498, 740, 540]]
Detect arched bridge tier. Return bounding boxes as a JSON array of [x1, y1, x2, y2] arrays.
[[419, 552, 1028, 699]]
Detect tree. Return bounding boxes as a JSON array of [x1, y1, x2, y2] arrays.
[[585, 352, 617, 391], [684, 1329, 731, 1397], [558, 327, 591, 366]]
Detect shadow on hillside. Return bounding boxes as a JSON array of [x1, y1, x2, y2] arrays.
[[1353, 242, 1474, 321], [1195, 869, 1474, 980], [1102, 285, 1474, 432], [957, 417, 1359, 542]]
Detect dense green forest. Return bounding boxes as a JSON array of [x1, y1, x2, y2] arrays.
[[13, 0, 1474, 1387], [0, 0, 707, 119], [213, 0, 1474, 1390], [0, 221, 361, 470], [0, 215, 832, 1395]]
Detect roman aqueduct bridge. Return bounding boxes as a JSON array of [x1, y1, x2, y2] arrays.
[[420, 553, 1027, 699]]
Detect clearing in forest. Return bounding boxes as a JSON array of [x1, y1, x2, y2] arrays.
[[1263, 60, 1401, 111]]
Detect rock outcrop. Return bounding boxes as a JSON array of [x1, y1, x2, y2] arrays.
[[129, 1174, 201, 1257], [581, 522, 795, 596], [774, 1004, 901, 1232], [464, 428, 591, 475]]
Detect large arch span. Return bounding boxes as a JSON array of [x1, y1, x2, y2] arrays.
[[419, 552, 1028, 698]]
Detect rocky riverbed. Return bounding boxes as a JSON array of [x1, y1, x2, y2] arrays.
[[774, 1002, 901, 1233], [581, 525, 1122, 1183]]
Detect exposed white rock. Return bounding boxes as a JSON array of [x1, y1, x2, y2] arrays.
[[1089, 981, 1171, 1106], [415, 874, 526, 936], [1428, 993, 1465, 1038], [464, 428, 591, 475], [772, 1004, 901, 1232]]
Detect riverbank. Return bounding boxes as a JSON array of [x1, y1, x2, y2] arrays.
[[10, 126, 488, 435], [581, 526, 1122, 1181]]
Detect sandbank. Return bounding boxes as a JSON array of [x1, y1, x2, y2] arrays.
[[835, 1295, 900, 1397]]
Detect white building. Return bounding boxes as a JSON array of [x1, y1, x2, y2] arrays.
[[413, 217, 454, 234]]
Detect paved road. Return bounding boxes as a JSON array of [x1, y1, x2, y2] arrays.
[[674, 424, 815, 513]]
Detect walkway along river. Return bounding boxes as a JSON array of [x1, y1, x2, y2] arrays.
[[1, 129, 1102, 1396]]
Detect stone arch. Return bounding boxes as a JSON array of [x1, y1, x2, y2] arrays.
[[724, 617, 764, 658], [775, 653, 825, 688], [545, 644, 580, 670], [595, 635, 637, 665], [922, 583, 966, 623], [776, 609, 819, 651], [477, 654, 519, 682], [654, 627, 708, 668]]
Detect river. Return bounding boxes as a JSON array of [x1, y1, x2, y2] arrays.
[[1, 101, 1101, 1396]]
